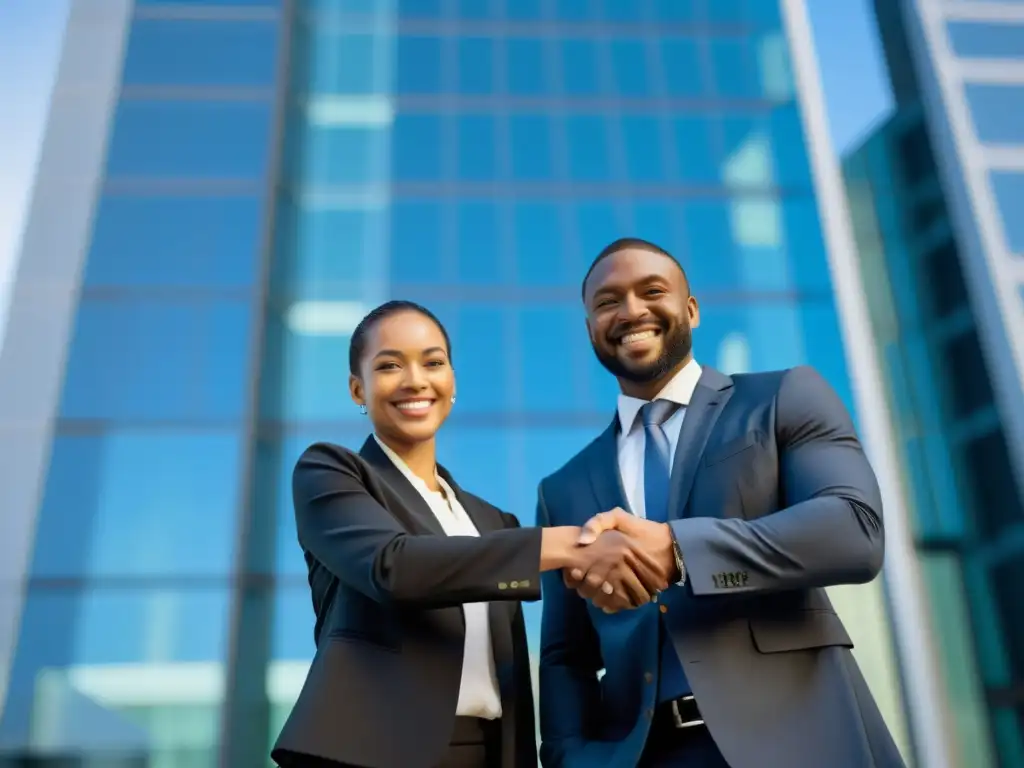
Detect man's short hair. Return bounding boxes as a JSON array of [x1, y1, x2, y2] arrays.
[[580, 237, 688, 301]]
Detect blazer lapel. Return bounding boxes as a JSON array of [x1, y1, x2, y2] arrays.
[[667, 367, 734, 519], [587, 417, 632, 515], [358, 436, 445, 536]]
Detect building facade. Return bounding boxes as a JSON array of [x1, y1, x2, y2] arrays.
[[842, 1, 1024, 766], [0, 0, 907, 765]]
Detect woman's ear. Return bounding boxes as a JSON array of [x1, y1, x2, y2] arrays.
[[349, 373, 364, 407]]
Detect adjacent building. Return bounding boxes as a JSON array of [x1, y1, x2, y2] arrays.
[[844, 1, 1024, 765], [0, 0, 908, 765]]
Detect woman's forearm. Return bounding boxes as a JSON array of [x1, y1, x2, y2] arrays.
[[540, 526, 583, 571]]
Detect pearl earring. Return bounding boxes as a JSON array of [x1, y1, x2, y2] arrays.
[[358, 404, 367, 415], [451, 395, 456, 405]]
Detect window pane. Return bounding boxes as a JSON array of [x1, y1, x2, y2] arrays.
[[400, 0, 443, 15], [990, 171, 1024, 253], [781, 196, 832, 290], [769, 104, 813, 188], [518, 305, 587, 411], [439, 427, 515, 508], [513, 201, 565, 285], [966, 84, 1024, 144], [721, 114, 774, 189], [86, 195, 262, 288], [622, 115, 666, 181], [554, 0, 591, 20], [445, 304, 510, 413], [293, 28, 382, 95], [107, 100, 273, 179], [507, 39, 548, 95], [31, 432, 242, 578], [61, 299, 252, 421], [457, 114, 497, 180], [672, 116, 717, 184], [457, 201, 503, 283], [561, 39, 600, 95], [710, 38, 759, 99], [272, 198, 384, 300], [396, 36, 442, 93], [509, 115, 554, 180], [610, 39, 651, 97], [391, 199, 444, 281], [652, 0, 697, 21], [458, 38, 494, 94], [661, 37, 704, 97], [392, 114, 443, 180], [457, 0, 493, 18], [632, 201, 674, 249], [287, 117, 389, 186], [574, 200, 622, 263], [566, 115, 611, 180], [680, 200, 738, 290], [506, 0, 542, 19], [0, 586, 229, 761], [949, 21, 1024, 58], [123, 18, 278, 87]]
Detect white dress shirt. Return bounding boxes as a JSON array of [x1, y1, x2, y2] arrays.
[[615, 360, 703, 518], [373, 435, 503, 719]]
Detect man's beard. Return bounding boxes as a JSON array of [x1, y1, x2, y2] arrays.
[[592, 321, 693, 384]]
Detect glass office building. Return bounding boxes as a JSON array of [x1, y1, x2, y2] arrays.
[[843, 1, 1024, 766], [0, 0, 906, 765]]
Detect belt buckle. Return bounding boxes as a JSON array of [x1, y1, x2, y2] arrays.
[[670, 695, 704, 729]]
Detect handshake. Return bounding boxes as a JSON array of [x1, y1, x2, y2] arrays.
[[544, 509, 681, 613]]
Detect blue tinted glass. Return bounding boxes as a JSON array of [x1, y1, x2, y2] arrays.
[[439, 427, 514, 508], [673, 116, 718, 184], [392, 114, 443, 180], [107, 100, 272, 178], [574, 201, 622, 261], [707, 0, 743, 22], [509, 115, 554, 180], [136, 0, 276, 4], [458, 0, 492, 17], [990, 171, 1024, 252], [721, 113, 773, 189], [86, 195, 262, 287], [123, 18, 278, 87], [287, 121, 388, 185], [769, 104, 813, 187], [399, 0, 443, 16], [561, 39, 600, 95], [0, 587, 229, 752], [782, 196, 832, 290], [507, 39, 548, 95], [566, 115, 611, 180], [32, 432, 242, 578], [391, 199, 444, 281], [710, 38, 758, 98], [396, 37, 442, 93], [272, 586, 317, 659], [730, 197, 791, 290], [554, 0, 590, 19], [610, 39, 651, 97], [652, 0, 697, 20], [258, 315, 356, 422], [661, 38, 704, 97], [506, 0, 542, 19], [445, 304, 509, 412], [272, 199, 382, 300], [632, 201, 675, 249], [948, 22, 1024, 58], [748, 0, 782, 26], [681, 200, 738, 290], [513, 201, 565, 284], [966, 84, 1024, 144], [458, 38, 494, 94], [457, 201, 503, 283], [458, 114, 498, 180], [622, 115, 667, 181], [518, 305, 587, 411], [295, 29, 380, 95], [602, 0, 643, 20], [61, 299, 252, 421]]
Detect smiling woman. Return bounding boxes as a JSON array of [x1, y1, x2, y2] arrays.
[[272, 300, 673, 768]]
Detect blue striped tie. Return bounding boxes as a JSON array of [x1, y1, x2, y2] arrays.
[[639, 400, 691, 701]]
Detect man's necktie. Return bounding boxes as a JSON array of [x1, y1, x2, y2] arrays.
[[639, 399, 691, 701]]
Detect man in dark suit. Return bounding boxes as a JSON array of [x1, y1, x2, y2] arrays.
[[537, 239, 906, 767]]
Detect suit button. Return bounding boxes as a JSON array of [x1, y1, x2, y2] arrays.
[[644, 672, 654, 684], [659, 604, 668, 614], [510, 580, 519, 588], [498, 582, 508, 590]]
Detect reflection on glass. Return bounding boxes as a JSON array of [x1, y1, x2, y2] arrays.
[[965, 84, 1024, 145], [756, 32, 794, 101], [717, 333, 751, 373], [948, 21, 1024, 59], [0, 587, 229, 765]]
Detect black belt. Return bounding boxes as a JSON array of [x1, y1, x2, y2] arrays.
[[451, 716, 501, 746], [652, 695, 705, 731]]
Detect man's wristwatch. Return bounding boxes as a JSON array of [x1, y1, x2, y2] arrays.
[[671, 536, 687, 587]]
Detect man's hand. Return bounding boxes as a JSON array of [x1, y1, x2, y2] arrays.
[[563, 529, 669, 612], [568, 508, 679, 608]]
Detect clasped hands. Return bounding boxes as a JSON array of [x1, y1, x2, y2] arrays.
[[561, 508, 679, 613]]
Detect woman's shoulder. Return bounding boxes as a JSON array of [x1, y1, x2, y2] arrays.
[[294, 441, 371, 481]]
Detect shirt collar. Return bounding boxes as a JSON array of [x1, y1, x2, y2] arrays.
[[373, 434, 442, 495], [616, 359, 703, 435]]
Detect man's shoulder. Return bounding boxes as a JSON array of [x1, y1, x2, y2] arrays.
[[728, 365, 813, 398]]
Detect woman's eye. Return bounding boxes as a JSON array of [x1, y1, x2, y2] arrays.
[[376, 363, 398, 371], [426, 360, 446, 367]]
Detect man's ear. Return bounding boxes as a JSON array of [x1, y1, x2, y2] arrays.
[[688, 295, 700, 329]]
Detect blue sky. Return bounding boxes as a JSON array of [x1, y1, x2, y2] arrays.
[[0, 0, 892, 342]]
